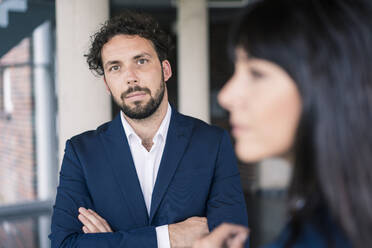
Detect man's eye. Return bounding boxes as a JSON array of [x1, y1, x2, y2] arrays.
[[137, 58, 148, 65], [109, 65, 120, 71]]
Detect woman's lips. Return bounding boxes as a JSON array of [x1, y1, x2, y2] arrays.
[[231, 124, 247, 137], [232, 126, 241, 137]]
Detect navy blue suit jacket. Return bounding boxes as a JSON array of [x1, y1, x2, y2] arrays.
[[50, 109, 248, 247]]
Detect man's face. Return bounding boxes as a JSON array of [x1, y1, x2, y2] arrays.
[[101, 34, 172, 119]]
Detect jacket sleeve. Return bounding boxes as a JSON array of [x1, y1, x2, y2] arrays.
[[206, 130, 249, 230], [49, 140, 157, 248]]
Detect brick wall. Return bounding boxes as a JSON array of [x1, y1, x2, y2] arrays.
[[0, 38, 36, 205]]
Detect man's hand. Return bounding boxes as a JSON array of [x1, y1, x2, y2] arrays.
[[168, 217, 209, 248], [78, 207, 113, 233], [192, 223, 249, 248]]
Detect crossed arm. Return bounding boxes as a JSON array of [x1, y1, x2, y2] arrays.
[[76, 208, 249, 248], [77, 207, 209, 247]]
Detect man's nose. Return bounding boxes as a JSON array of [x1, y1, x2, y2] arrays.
[[127, 78, 138, 85], [125, 67, 139, 85]]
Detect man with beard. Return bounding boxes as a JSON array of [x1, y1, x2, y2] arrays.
[[50, 11, 248, 248]]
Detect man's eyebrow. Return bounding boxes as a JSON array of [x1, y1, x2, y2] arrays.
[[133, 53, 152, 60], [103, 53, 152, 68], [104, 60, 120, 68]]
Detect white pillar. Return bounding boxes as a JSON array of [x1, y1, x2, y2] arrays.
[[56, 0, 111, 163], [177, 0, 210, 123], [33, 20, 57, 248], [33, 21, 57, 200], [37, 215, 50, 248]]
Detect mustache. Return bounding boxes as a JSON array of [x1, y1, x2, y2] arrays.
[[121, 86, 151, 100]]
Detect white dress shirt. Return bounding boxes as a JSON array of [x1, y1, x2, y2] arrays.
[[120, 104, 171, 248]]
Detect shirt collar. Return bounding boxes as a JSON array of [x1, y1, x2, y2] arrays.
[[120, 103, 172, 144]]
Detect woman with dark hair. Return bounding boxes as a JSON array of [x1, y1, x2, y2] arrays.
[[194, 0, 372, 247]]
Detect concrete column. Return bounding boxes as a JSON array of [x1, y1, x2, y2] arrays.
[[33, 21, 57, 200], [56, 0, 111, 162], [33, 20, 56, 248], [37, 215, 50, 248], [177, 0, 210, 123]]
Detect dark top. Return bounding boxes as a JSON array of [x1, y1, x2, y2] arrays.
[[264, 209, 351, 248]]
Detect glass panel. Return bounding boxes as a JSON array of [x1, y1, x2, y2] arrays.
[[0, 0, 56, 206], [0, 212, 51, 248], [0, 37, 36, 206]]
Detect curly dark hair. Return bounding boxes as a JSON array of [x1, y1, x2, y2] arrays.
[[85, 10, 172, 76]]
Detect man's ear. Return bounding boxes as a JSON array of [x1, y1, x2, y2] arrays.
[[162, 60, 172, 82]]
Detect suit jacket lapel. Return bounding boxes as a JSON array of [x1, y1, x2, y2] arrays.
[[149, 110, 193, 223], [100, 114, 149, 226]]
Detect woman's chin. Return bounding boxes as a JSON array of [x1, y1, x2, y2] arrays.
[[235, 145, 265, 164]]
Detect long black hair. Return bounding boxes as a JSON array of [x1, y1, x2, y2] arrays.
[[230, 0, 372, 247]]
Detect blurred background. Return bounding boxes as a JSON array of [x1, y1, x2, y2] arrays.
[[0, 0, 290, 247]]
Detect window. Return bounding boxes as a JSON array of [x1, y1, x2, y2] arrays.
[[0, 68, 3, 113], [3, 67, 13, 119]]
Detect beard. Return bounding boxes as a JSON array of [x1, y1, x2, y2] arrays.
[[114, 79, 165, 120]]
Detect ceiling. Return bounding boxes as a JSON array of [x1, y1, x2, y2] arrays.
[[111, 0, 249, 8]]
